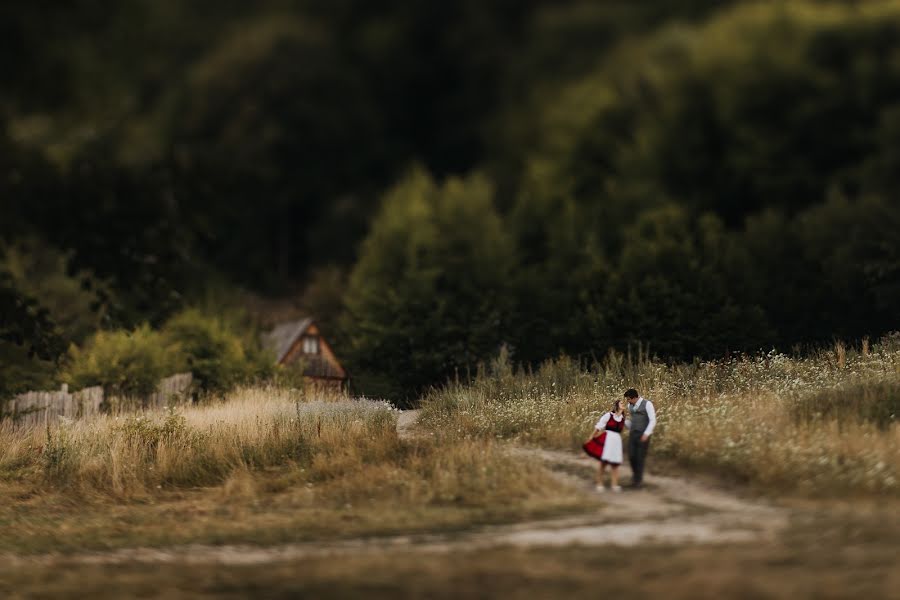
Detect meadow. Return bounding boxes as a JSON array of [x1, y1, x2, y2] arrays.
[[1, 334, 896, 557], [0, 388, 587, 554], [420, 336, 900, 494], [2, 340, 900, 598]]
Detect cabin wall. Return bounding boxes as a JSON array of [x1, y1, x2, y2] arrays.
[[281, 323, 347, 380], [313, 326, 347, 379]]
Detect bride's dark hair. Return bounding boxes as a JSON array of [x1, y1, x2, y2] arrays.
[[611, 399, 623, 413]]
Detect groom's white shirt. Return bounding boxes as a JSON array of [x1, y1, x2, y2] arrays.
[[626, 397, 657, 436]]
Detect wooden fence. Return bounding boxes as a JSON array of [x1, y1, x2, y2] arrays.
[[146, 372, 194, 409], [5, 373, 194, 428]]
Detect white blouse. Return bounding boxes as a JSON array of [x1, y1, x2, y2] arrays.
[[595, 412, 624, 431]]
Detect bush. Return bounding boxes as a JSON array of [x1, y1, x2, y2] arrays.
[[61, 325, 175, 397], [163, 309, 269, 394]]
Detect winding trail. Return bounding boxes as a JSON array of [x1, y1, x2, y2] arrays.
[[407, 410, 786, 548], [4, 410, 787, 567]]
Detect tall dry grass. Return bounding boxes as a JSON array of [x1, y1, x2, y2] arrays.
[[420, 335, 900, 494], [0, 387, 593, 554], [0, 386, 578, 519], [0, 388, 396, 497]]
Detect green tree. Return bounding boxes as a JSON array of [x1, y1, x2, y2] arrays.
[[163, 309, 269, 394], [169, 16, 387, 287], [507, 168, 612, 364], [344, 168, 514, 401], [604, 206, 771, 358], [0, 270, 65, 399], [526, 2, 900, 223], [1, 238, 109, 343], [740, 194, 900, 348], [506, 1, 900, 357]]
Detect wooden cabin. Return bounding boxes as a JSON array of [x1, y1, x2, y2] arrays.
[[262, 318, 348, 392]]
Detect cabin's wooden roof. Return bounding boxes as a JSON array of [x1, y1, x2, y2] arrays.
[[262, 318, 348, 380], [262, 318, 314, 363]]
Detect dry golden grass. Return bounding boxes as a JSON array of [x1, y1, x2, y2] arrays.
[[420, 337, 900, 494], [2, 387, 396, 497], [0, 387, 588, 554]]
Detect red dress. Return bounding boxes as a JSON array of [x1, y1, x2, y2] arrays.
[[582, 412, 625, 462], [583, 433, 606, 460]]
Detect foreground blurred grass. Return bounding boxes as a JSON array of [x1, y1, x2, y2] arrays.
[[421, 337, 900, 494], [0, 388, 586, 554], [2, 502, 897, 599]]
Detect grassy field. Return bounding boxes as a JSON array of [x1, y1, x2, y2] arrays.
[[2, 342, 900, 598], [420, 337, 900, 494], [0, 388, 588, 554]]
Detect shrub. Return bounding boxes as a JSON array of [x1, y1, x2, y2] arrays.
[[163, 309, 268, 394], [61, 324, 175, 397]]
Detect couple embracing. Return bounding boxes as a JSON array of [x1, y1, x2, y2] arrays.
[[582, 388, 656, 492]]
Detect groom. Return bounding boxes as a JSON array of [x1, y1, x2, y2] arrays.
[[624, 388, 656, 489]]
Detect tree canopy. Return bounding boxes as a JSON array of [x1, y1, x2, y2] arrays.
[[3, 1, 900, 399]]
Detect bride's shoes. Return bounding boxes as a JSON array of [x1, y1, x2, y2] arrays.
[[596, 484, 622, 492], [596, 484, 623, 492]]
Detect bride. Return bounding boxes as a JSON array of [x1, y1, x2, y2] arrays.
[[582, 399, 626, 492]]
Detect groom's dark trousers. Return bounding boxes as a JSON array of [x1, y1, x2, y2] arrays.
[[628, 432, 650, 485]]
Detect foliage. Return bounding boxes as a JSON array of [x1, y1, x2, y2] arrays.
[[4, 1, 900, 397], [344, 168, 514, 401], [0, 270, 63, 361], [1, 238, 109, 343], [527, 2, 900, 219], [0, 269, 64, 399], [0, 341, 57, 403], [61, 324, 176, 397], [163, 309, 269, 394], [603, 206, 772, 357], [500, 1, 900, 365], [506, 178, 610, 364]]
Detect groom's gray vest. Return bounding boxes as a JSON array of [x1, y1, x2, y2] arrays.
[[630, 399, 650, 433]]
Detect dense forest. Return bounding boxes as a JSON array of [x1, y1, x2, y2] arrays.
[[2, 0, 899, 401]]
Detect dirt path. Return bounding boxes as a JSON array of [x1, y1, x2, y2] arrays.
[[4, 410, 787, 567], [396, 408, 423, 438], [412, 409, 785, 548]]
